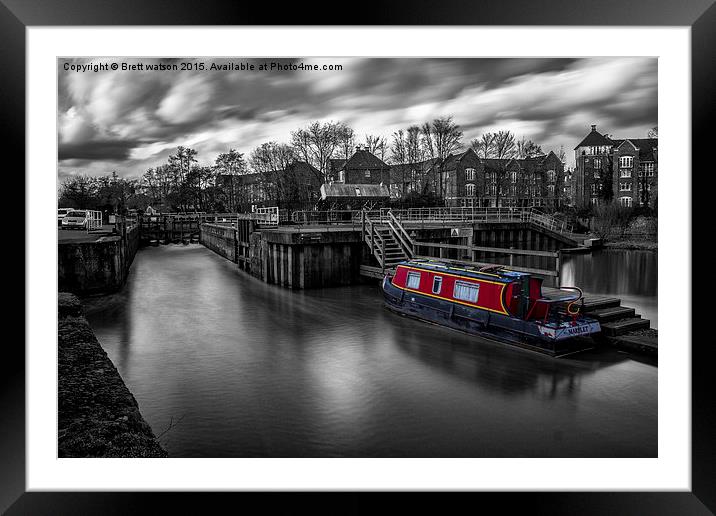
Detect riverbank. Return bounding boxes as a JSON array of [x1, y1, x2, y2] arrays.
[[603, 239, 658, 251], [58, 292, 167, 457]]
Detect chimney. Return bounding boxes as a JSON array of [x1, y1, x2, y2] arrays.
[[591, 124, 597, 132]]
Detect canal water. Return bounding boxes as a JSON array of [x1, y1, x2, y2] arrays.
[[84, 245, 657, 458]]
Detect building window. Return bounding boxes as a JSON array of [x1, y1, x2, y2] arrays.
[[511, 171, 517, 183], [547, 184, 555, 196], [620, 169, 632, 178], [642, 162, 655, 176], [590, 197, 600, 206], [547, 170, 556, 182], [339, 171, 345, 182], [619, 182, 632, 191], [364, 170, 371, 178], [432, 276, 442, 295], [619, 196, 633, 207], [594, 158, 601, 168], [593, 169, 600, 179], [406, 271, 421, 290], [466, 183, 475, 196], [619, 156, 634, 168], [454, 281, 479, 303], [465, 168, 475, 181]]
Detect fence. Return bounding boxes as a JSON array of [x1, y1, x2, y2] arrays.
[[290, 207, 575, 234], [86, 210, 103, 231]]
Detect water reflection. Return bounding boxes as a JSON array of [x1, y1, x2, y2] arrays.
[[84, 245, 657, 458], [560, 249, 658, 328]]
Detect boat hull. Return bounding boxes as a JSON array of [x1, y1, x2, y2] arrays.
[[381, 276, 598, 357]]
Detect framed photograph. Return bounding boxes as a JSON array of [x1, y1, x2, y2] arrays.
[[7, 0, 714, 513]]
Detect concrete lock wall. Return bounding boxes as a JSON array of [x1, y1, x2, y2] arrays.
[[200, 223, 363, 289], [199, 223, 238, 262], [58, 225, 140, 295]]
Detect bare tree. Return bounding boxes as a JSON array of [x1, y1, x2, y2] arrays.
[[336, 124, 356, 161], [471, 133, 496, 159], [557, 145, 566, 164], [249, 142, 297, 205], [647, 126, 658, 138], [516, 136, 544, 159], [290, 121, 344, 184], [364, 134, 388, 161], [421, 116, 463, 198]]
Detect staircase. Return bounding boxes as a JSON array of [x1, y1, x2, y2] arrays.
[[544, 288, 652, 337], [362, 210, 413, 270]]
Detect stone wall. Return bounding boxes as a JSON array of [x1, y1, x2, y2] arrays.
[[58, 293, 167, 457], [58, 225, 139, 295]]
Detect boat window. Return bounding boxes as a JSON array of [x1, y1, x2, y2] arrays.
[[432, 276, 442, 294], [406, 271, 421, 290], [454, 281, 479, 303]]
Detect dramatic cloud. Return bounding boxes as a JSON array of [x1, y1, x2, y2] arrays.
[[57, 57, 657, 180]]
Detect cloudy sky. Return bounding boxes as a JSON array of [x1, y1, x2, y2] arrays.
[[57, 57, 657, 180]]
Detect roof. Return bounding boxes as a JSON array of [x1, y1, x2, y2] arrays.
[[403, 259, 524, 283], [342, 149, 390, 170], [320, 183, 390, 200], [574, 127, 614, 149], [441, 149, 475, 170], [616, 138, 658, 161], [389, 158, 440, 182], [329, 158, 346, 173]]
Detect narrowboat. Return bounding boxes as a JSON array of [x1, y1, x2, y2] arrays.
[[381, 259, 601, 357]]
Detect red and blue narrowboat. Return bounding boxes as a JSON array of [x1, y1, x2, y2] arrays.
[[381, 259, 601, 357]]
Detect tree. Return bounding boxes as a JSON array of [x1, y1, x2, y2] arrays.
[[557, 145, 566, 164], [336, 124, 356, 161], [490, 130, 518, 207], [516, 136, 544, 159], [364, 134, 388, 162], [420, 116, 463, 198], [391, 126, 428, 197], [471, 133, 495, 159], [647, 126, 658, 138], [249, 142, 297, 206], [215, 149, 248, 211], [291, 121, 345, 184]]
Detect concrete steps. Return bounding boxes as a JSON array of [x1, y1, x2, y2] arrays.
[[587, 306, 636, 322], [600, 317, 651, 336]]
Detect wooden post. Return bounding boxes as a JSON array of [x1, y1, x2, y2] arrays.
[[555, 249, 561, 287]]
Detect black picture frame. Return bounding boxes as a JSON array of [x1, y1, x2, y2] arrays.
[[5, 0, 713, 513]]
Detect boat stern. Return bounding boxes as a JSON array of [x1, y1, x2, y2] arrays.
[[536, 318, 602, 341]]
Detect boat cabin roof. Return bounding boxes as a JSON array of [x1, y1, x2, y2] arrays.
[[398, 259, 529, 284]]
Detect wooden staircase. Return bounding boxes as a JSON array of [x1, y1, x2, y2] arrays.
[[362, 210, 414, 270]]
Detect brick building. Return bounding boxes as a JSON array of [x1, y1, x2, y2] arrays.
[[574, 124, 657, 208], [433, 148, 565, 209], [331, 146, 391, 185]]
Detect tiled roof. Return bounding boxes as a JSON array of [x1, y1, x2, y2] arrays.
[[343, 149, 390, 170], [574, 128, 615, 149], [622, 138, 658, 161]]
